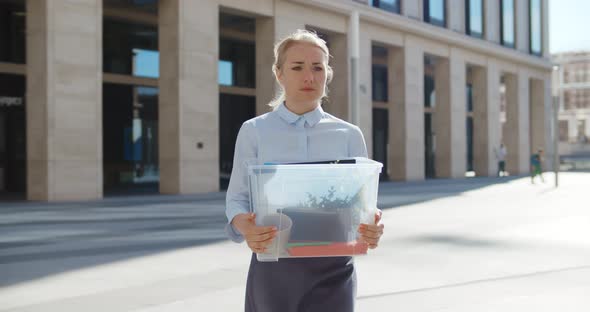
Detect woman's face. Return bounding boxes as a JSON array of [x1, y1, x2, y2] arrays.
[[277, 42, 328, 111]]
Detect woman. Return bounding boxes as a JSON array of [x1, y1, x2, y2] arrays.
[[225, 29, 385, 312]]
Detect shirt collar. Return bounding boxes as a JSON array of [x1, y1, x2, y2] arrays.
[[276, 102, 324, 127]]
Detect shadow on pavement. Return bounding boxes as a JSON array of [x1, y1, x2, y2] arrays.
[[376, 175, 522, 209], [402, 234, 514, 248]]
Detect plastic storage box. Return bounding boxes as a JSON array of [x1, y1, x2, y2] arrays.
[[248, 157, 383, 262]]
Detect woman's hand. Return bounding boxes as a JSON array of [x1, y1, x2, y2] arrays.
[[231, 213, 277, 254], [358, 209, 384, 249]]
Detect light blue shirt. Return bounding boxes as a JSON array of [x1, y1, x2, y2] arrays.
[[225, 102, 368, 242]]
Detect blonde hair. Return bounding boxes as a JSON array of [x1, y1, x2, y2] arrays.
[[269, 29, 333, 110]]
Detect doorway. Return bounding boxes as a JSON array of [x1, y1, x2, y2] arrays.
[[0, 73, 26, 196]]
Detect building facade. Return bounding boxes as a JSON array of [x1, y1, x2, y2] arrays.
[[552, 51, 590, 158], [0, 0, 553, 201]]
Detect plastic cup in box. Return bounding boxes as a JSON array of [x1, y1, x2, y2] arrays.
[[256, 213, 293, 262], [248, 157, 382, 261]]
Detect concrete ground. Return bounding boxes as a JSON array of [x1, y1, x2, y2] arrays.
[[0, 172, 588, 311]]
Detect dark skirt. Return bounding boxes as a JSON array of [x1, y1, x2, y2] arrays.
[[245, 253, 356, 312]]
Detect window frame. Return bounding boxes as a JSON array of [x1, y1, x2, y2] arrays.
[[102, 17, 159, 79], [465, 0, 484, 38], [0, 1, 26, 65], [528, 0, 543, 56], [372, 63, 389, 102], [371, 0, 401, 14], [500, 0, 516, 48], [424, 0, 447, 28]]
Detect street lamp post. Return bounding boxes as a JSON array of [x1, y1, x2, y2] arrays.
[[552, 64, 560, 188], [553, 95, 559, 188]]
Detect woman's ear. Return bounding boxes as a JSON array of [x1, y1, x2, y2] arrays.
[[275, 71, 285, 88], [326, 66, 333, 84], [275, 67, 283, 83]]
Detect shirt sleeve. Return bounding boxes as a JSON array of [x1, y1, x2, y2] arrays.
[[225, 121, 258, 243], [349, 125, 369, 158]]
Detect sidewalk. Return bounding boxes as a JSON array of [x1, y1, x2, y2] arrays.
[[1, 173, 588, 311]]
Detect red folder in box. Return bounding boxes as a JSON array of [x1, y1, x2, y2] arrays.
[[287, 241, 369, 257]]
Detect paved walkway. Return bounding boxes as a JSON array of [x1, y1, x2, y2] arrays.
[[0, 173, 588, 311]]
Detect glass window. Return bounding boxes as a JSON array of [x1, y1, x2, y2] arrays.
[[0, 73, 26, 193], [424, 0, 446, 27], [132, 49, 159, 78], [104, 0, 157, 15], [424, 75, 435, 108], [466, 0, 484, 38], [500, 0, 515, 48], [466, 83, 474, 112], [219, 94, 255, 189], [372, 45, 388, 58], [424, 113, 436, 178], [529, 0, 542, 55], [371, 0, 400, 14], [0, 1, 26, 64], [103, 83, 159, 192], [558, 120, 568, 142], [466, 117, 474, 171], [103, 18, 159, 78], [564, 65, 573, 83], [219, 38, 255, 88], [372, 64, 388, 102], [372, 108, 389, 180], [218, 61, 233, 86], [220, 13, 255, 34]]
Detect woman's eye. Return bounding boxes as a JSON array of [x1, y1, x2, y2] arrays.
[[314, 67, 324, 71], [292, 66, 302, 70]]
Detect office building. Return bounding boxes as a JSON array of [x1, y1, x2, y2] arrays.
[[0, 0, 553, 200]]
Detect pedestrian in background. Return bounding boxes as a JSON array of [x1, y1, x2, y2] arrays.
[[495, 143, 507, 177], [531, 149, 545, 184], [224, 29, 384, 312]]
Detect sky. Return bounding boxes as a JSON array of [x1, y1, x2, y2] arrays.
[[549, 0, 590, 53]]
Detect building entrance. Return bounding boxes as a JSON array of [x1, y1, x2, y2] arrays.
[[0, 73, 26, 195], [372, 108, 389, 180]]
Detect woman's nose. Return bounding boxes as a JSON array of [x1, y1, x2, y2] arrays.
[[303, 69, 314, 83]]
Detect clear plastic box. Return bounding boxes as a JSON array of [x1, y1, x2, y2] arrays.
[[248, 157, 383, 262]]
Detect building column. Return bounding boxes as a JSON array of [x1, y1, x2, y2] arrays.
[[389, 39, 424, 181], [504, 71, 531, 174], [484, 0, 500, 43], [401, 0, 422, 20], [503, 74, 516, 172], [530, 78, 546, 161], [274, 9, 305, 40], [358, 32, 373, 158], [434, 51, 466, 178], [26, 0, 102, 201], [256, 7, 308, 115], [348, 11, 360, 127], [255, 17, 276, 116], [325, 34, 349, 121], [448, 0, 465, 33], [267, 6, 305, 112], [473, 62, 501, 176], [159, 0, 219, 194]]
